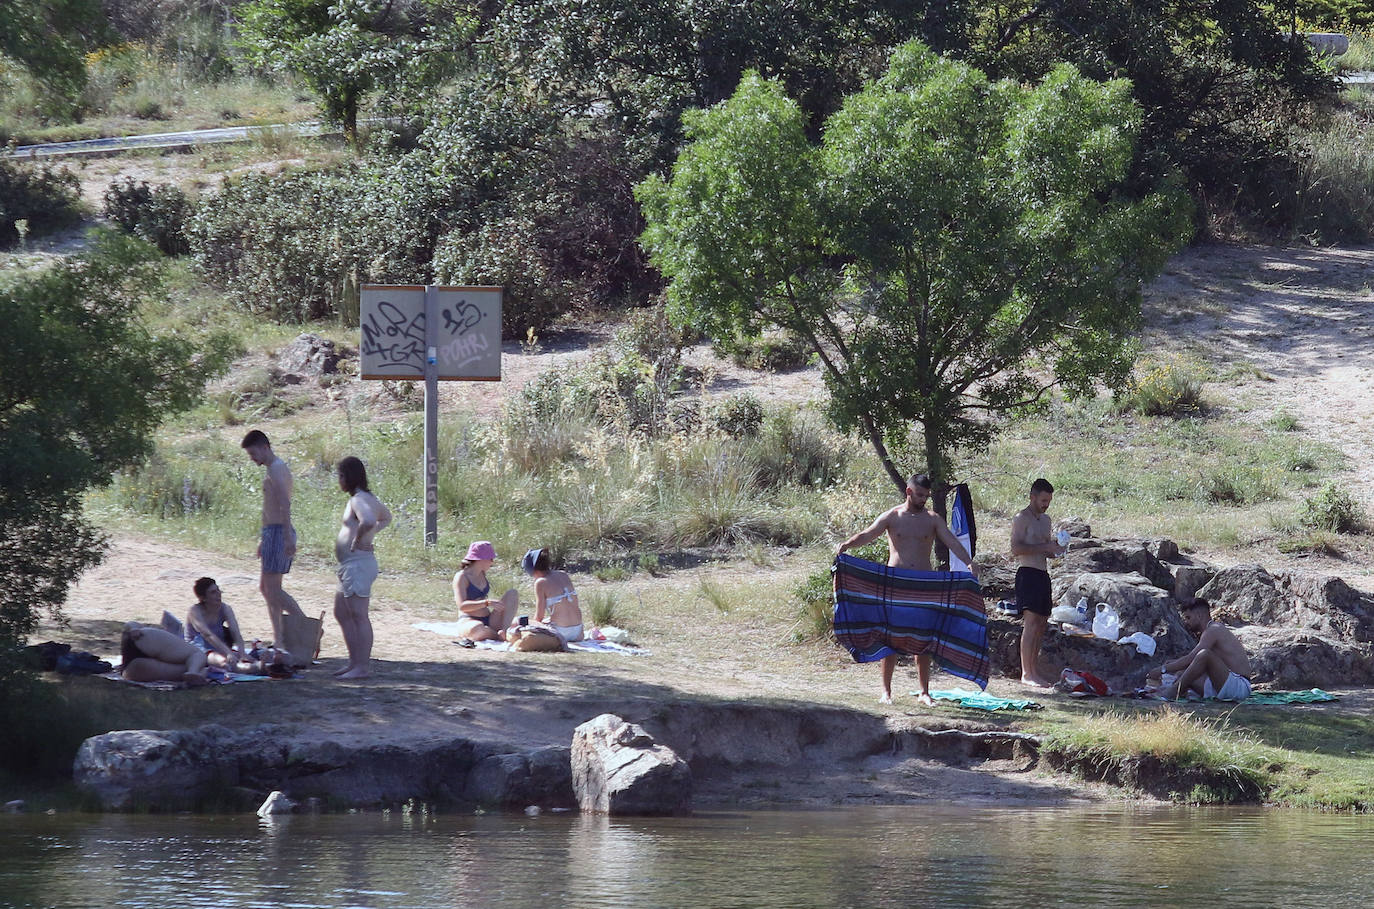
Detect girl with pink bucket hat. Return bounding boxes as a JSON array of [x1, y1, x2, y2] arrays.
[[451, 541, 519, 643]]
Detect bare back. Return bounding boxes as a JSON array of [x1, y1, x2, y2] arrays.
[[262, 457, 293, 526], [1012, 506, 1053, 571]]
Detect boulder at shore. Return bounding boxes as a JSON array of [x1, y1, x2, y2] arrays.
[[571, 714, 692, 816]]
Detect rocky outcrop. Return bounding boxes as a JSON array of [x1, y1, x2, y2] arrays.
[[74, 726, 575, 813], [277, 333, 344, 378], [73, 726, 241, 810], [571, 714, 692, 816], [989, 528, 1374, 690]]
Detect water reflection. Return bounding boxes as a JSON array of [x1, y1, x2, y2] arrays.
[[1, 805, 1371, 908]]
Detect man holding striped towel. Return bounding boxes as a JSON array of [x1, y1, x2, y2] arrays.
[[837, 474, 983, 705]]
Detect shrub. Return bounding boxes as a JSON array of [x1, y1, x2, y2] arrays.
[[502, 370, 593, 473], [709, 393, 764, 439], [189, 163, 444, 322], [583, 590, 624, 627], [1289, 103, 1374, 243], [1119, 357, 1205, 417], [729, 331, 811, 371], [103, 178, 192, 256], [0, 158, 83, 247], [1302, 483, 1365, 533], [614, 305, 692, 364], [792, 567, 834, 643], [747, 407, 847, 488], [433, 216, 572, 337]]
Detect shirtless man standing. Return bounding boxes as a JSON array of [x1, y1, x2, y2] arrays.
[[241, 430, 305, 647], [839, 474, 979, 705], [1162, 599, 1252, 701], [1010, 478, 1066, 688]]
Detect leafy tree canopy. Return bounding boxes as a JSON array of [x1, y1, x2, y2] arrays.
[[638, 41, 1193, 494], [0, 0, 106, 109], [237, 0, 483, 144], [0, 232, 231, 683]]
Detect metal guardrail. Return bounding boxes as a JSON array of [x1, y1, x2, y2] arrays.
[[7, 120, 332, 159]]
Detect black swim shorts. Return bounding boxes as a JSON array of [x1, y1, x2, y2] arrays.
[[1014, 567, 1053, 617]]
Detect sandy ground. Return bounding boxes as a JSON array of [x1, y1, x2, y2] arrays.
[[28, 227, 1374, 804]]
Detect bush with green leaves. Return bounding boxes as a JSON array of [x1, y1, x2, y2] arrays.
[[0, 158, 83, 247], [188, 162, 444, 322], [103, 177, 192, 256], [710, 392, 764, 439], [1118, 357, 1206, 417], [1302, 483, 1365, 533], [729, 331, 810, 371], [748, 407, 847, 488]]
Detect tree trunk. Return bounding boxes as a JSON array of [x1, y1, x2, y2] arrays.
[[925, 419, 950, 570]]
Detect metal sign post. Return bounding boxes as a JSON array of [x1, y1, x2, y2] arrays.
[[423, 285, 439, 545], [359, 283, 503, 546]]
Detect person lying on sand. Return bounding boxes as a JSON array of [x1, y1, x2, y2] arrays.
[[120, 624, 211, 686]]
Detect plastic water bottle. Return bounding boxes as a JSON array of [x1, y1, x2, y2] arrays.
[[1057, 529, 1071, 547]]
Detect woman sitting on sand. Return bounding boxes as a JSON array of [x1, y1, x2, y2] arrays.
[[452, 541, 518, 642], [521, 548, 583, 644]]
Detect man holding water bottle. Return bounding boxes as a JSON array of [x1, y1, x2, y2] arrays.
[[1011, 478, 1067, 688]]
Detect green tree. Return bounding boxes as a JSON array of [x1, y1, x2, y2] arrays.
[[237, 0, 480, 146], [638, 41, 1192, 497], [966, 0, 1335, 229], [0, 233, 229, 689], [0, 0, 105, 113]]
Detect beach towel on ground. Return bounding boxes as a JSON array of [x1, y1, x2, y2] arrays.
[[412, 621, 648, 654], [1243, 689, 1338, 705], [925, 689, 1042, 711], [832, 553, 990, 690]]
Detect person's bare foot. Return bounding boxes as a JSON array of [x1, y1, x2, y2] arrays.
[[332, 665, 351, 676], [182, 672, 210, 688], [915, 692, 936, 707], [1019, 676, 1053, 689], [879, 692, 893, 705], [336, 666, 371, 680]]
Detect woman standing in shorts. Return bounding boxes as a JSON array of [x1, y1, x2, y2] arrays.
[[334, 456, 391, 679]]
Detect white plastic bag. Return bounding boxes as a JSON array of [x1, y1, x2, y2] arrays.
[[1118, 631, 1156, 657], [1092, 603, 1121, 642]]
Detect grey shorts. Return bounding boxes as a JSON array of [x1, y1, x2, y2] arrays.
[[337, 549, 379, 598], [261, 524, 293, 575]]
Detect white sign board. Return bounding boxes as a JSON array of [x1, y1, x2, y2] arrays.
[[360, 284, 502, 381]]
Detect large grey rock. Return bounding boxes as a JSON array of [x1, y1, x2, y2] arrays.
[[278, 333, 342, 377], [1236, 626, 1374, 688], [74, 726, 239, 810], [572, 714, 691, 816], [1059, 544, 1174, 591], [987, 616, 1160, 689], [1171, 564, 1216, 603], [1054, 572, 1195, 654], [1199, 565, 1374, 645], [463, 745, 574, 809]]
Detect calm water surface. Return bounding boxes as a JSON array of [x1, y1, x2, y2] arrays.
[[2, 805, 1371, 908]]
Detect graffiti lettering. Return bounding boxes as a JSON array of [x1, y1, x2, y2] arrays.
[[360, 300, 425, 369], [441, 301, 482, 335]]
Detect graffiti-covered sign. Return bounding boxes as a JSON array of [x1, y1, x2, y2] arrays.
[[359, 285, 502, 380]]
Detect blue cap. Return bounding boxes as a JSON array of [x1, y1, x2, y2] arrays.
[[521, 548, 543, 574]]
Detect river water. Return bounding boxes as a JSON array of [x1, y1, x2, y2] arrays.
[[2, 805, 1370, 908]]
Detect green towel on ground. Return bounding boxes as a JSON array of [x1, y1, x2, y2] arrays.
[[1244, 689, 1338, 705], [923, 688, 1043, 711]]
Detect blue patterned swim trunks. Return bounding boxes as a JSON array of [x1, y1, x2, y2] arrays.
[[260, 524, 294, 575]]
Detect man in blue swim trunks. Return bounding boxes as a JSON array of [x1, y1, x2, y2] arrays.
[[242, 429, 306, 649]]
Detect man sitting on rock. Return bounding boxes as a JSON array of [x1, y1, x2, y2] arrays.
[[1161, 599, 1252, 701]]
